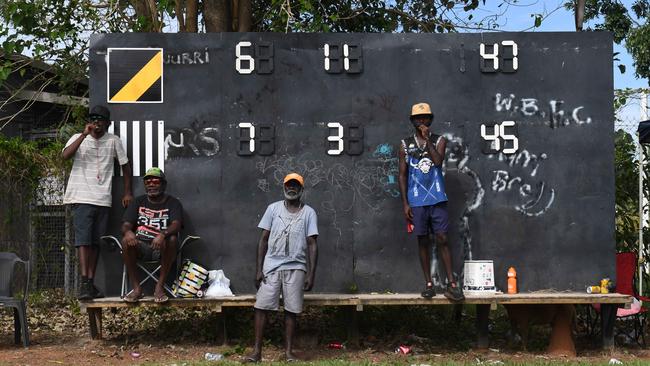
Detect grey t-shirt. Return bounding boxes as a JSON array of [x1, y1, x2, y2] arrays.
[[258, 201, 318, 275]]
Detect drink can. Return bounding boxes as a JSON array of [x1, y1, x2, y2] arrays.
[[328, 342, 345, 349], [600, 278, 610, 294], [395, 345, 411, 354], [586, 286, 601, 294], [406, 222, 415, 233], [205, 352, 224, 361]]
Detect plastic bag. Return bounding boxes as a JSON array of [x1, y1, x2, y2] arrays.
[[204, 269, 235, 297]]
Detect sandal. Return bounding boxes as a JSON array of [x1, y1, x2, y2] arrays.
[[421, 282, 435, 298], [444, 284, 465, 302], [245, 355, 260, 363], [123, 291, 144, 303], [154, 293, 169, 303]]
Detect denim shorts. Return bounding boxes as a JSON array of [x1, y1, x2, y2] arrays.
[[72, 204, 110, 247], [411, 202, 449, 236]]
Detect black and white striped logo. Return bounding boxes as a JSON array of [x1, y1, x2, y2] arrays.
[[109, 120, 165, 176]]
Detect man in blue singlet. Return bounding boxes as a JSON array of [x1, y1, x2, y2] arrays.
[[398, 102, 464, 301]]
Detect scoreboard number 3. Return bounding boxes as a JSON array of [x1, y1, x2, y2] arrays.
[[327, 122, 364, 155]]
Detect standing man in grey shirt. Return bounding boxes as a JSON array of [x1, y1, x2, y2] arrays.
[[247, 173, 318, 363], [62, 105, 133, 300]]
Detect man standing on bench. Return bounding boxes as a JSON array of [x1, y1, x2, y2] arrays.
[[248, 173, 319, 363], [398, 102, 464, 301], [62, 105, 132, 300], [121, 167, 183, 303]]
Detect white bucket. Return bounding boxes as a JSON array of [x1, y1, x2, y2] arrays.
[[463, 260, 496, 294]]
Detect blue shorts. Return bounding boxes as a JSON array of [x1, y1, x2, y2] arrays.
[[72, 204, 109, 247], [411, 202, 449, 236]]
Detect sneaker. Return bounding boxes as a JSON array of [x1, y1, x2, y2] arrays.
[[444, 285, 465, 302], [77, 280, 93, 301], [421, 283, 436, 298], [91, 284, 105, 299]]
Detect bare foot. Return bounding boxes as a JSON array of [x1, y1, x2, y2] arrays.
[[124, 288, 143, 303], [153, 287, 169, 303]]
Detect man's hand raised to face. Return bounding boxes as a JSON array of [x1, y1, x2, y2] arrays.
[[418, 124, 430, 140]]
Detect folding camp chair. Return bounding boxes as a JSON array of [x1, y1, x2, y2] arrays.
[[591, 252, 649, 346], [0, 252, 30, 347], [102, 235, 200, 298]]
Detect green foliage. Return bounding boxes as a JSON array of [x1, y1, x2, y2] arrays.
[[626, 23, 650, 80], [567, 0, 650, 84], [253, 0, 484, 33], [614, 129, 639, 251], [0, 135, 66, 207]]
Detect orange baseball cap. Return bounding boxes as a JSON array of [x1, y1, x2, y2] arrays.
[[411, 102, 433, 117], [283, 173, 304, 186]]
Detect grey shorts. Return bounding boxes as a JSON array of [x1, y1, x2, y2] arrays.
[[254, 269, 305, 314], [72, 204, 109, 247]]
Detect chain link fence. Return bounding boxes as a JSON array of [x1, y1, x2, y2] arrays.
[[616, 91, 649, 138]]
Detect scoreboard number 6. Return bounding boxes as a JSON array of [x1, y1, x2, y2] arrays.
[[235, 41, 274, 74]]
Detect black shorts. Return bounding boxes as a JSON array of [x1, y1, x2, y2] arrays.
[[72, 204, 109, 247], [136, 240, 161, 262], [411, 202, 449, 236]]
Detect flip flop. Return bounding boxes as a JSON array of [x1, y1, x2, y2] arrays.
[[123, 291, 144, 303], [154, 293, 169, 303]]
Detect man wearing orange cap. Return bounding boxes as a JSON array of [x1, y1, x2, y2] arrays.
[[398, 102, 464, 302], [247, 173, 319, 362]]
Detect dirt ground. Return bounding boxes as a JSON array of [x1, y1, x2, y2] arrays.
[[3, 332, 650, 365], [2, 292, 650, 365]]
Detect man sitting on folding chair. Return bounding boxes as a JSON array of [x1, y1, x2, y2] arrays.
[[121, 167, 183, 303]]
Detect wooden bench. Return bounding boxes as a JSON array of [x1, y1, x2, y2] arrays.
[[81, 292, 632, 350]]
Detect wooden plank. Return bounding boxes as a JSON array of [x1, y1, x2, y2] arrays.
[[79, 292, 631, 310], [15, 90, 89, 107]]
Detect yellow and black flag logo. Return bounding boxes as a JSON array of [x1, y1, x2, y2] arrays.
[[107, 48, 163, 103]]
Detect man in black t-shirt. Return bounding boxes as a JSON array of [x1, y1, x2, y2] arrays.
[[121, 167, 183, 303]]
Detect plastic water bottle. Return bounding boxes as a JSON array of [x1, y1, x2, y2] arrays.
[[205, 352, 224, 361], [507, 267, 517, 294]]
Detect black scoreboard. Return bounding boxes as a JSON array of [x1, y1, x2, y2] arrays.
[[90, 32, 614, 294]]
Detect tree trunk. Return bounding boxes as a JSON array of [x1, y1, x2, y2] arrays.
[[176, 0, 186, 32], [186, 0, 199, 32], [204, 0, 232, 32], [129, 0, 159, 31], [236, 0, 252, 32], [146, 0, 161, 31], [574, 0, 586, 31]]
